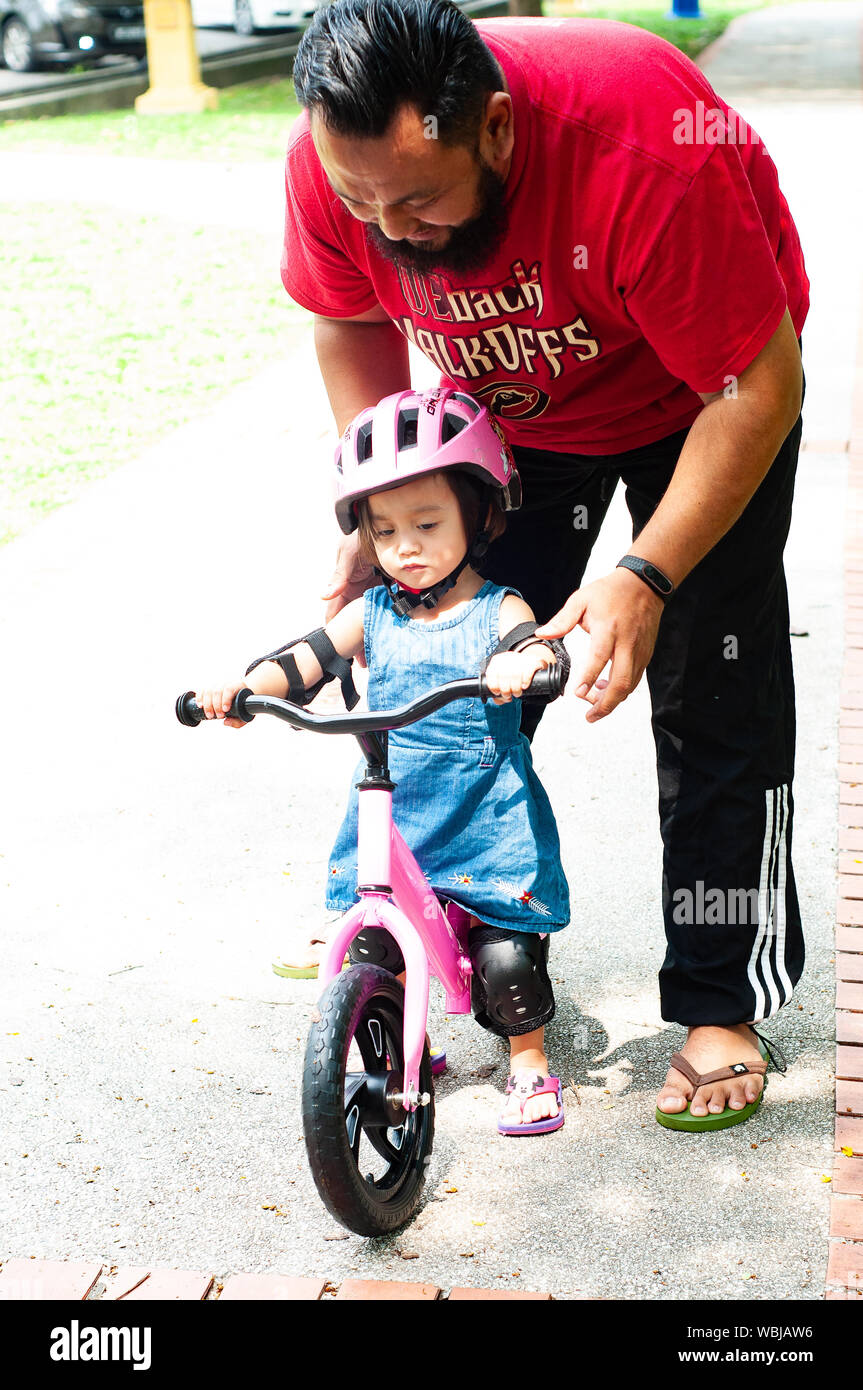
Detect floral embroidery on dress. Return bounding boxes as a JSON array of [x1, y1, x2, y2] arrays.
[[494, 879, 552, 917], [451, 871, 474, 886]]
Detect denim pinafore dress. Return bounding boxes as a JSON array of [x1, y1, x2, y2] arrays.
[[326, 581, 570, 933]]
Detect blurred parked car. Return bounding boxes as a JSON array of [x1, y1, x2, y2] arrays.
[[192, 0, 325, 38], [0, 0, 146, 72]]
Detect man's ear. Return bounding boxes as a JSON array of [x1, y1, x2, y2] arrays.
[[482, 91, 514, 171]]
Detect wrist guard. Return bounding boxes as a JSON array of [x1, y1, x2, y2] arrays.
[[480, 622, 570, 704], [245, 628, 359, 710]]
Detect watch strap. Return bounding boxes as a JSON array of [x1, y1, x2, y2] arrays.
[[617, 554, 674, 600]]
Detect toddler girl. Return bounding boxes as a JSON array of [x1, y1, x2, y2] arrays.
[[196, 387, 570, 1134]]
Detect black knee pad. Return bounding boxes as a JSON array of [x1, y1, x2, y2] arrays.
[[348, 927, 405, 975], [469, 926, 555, 1038]]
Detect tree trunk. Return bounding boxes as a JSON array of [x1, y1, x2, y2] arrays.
[[508, 0, 544, 16]]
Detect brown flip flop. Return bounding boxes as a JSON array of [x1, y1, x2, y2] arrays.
[[655, 1031, 778, 1132]]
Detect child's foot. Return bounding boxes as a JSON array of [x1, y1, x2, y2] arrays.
[[499, 1068, 560, 1127], [498, 1038, 563, 1133]]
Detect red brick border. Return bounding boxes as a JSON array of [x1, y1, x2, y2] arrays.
[[0, 1260, 550, 1301], [827, 218, 863, 1299]]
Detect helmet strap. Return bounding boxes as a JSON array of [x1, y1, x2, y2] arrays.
[[376, 527, 490, 619]]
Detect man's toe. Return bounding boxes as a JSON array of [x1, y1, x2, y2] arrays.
[[657, 1068, 693, 1113], [656, 1091, 689, 1114]]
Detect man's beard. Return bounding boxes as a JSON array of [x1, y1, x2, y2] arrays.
[[365, 157, 509, 276]]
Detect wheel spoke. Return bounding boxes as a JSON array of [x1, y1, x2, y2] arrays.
[[344, 1072, 366, 1110], [345, 1070, 397, 1165], [377, 1126, 410, 1162]]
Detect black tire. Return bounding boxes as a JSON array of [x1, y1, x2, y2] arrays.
[[302, 964, 435, 1237], [2, 16, 38, 73], [233, 0, 257, 36]]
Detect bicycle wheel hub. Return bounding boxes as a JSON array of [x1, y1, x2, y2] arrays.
[[362, 1070, 410, 1126]]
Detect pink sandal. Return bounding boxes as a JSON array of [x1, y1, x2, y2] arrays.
[[498, 1071, 564, 1136]]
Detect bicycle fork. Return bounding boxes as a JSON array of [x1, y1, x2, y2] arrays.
[[318, 783, 473, 1111]]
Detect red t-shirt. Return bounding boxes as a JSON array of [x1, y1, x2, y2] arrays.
[[281, 17, 809, 455]]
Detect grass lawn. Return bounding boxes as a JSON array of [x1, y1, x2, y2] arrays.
[[0, 203, 308, 544], [0, 80, 303, 161]]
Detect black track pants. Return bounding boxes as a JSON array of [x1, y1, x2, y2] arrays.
[[481, 401, 805, 1027]]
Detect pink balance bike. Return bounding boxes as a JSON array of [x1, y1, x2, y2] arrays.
[[176, 662, 566, 1236]]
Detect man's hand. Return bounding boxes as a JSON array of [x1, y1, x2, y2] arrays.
[[321, 531, 377, 622], [534, 568, 665, 721]]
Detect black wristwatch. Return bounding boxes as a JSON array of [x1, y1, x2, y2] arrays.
[[617, 554, 675, 601]]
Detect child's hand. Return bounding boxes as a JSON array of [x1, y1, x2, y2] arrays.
[[194, 682, 249, 729], [484, 646, 556, 705]]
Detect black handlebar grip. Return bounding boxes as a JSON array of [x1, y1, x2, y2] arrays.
[[477, 664, 565, 703], [528, 665, 563, 699], [175, 689, 256, 726], [176, 691, 205, 726]]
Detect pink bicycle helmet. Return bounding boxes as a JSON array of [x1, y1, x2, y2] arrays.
[[334, 386, 521, 535]]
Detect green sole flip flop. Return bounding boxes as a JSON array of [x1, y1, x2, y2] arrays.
[[272, 949, 350, 980], [272, 960, 321, 980], [655, 1032, 783, 1133]]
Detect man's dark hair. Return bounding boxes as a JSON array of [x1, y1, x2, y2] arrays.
[[293, 0, 503, 146]]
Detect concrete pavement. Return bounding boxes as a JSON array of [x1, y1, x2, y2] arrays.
[[1, 2, 861, 1300]]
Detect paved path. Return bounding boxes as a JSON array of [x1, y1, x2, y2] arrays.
[[0, 2, 861, 1301]]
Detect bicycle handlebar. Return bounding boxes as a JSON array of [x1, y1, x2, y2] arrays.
[[175, 663, 567, 736]]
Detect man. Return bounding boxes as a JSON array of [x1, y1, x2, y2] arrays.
[[281, 0, 808, 1126]]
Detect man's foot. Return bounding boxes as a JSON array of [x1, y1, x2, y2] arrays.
[[272, 935, 328, 979], [272, 931, 352, 979], [656, 1024, 765, 1117]]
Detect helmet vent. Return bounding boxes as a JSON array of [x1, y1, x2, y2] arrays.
[[451, 393, 480, 416], [334, 445, 343, 474], [441, 411, 468, 444], [397, 408, 419, 451], [356, 421, 374, 463]]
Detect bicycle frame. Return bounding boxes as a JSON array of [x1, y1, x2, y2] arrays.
[[319, 785, 473, 1111], [176, 664, 563, 1118]]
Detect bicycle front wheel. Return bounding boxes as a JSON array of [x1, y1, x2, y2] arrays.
[[302, 964, 435, 1237]]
